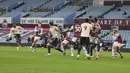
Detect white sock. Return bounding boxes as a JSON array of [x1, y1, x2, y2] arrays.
[[70, 47, 74, 56], [112, 48, 115, 56], [95, 46, 98, 57], [82, 46, 89, 57], [61, 46, 65, 52], [100, 47, 102, 52]]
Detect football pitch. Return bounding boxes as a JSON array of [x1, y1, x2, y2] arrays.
[[0, 46, 130, 73]]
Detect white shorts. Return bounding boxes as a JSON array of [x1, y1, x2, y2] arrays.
[[112, 42, 122, 48], [72, 37, 78, 42], [90, 36, 99, 44], [62, 40, 69, 45], [34, 36, 40, 41]]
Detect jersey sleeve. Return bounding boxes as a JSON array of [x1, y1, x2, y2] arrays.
[[80, 23, 83, 31], [55, 26, 60, 32], [34, 26, 38, 32], [90, 25, 93, 30], [69, 26, 74, 31], [18, 26, 25, 32], [9, 28, 14, 36]]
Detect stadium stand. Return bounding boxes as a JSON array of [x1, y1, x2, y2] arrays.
[[0, 0, 51, 17], [49, 6, 81, 18], [1, 12, 28, 17], [104, 6, 130, 18], [80, 6, 113, 18], [42, 0, 65, 9], [0, 0, 6, 4], [29, 12, 50, 17]]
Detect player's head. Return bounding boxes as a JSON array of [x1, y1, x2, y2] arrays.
[[90, 18, 95, 23], [94, 17, 98, 23], [113, 29, 118, 33], [111, 29, 118, 34], [85, 18, 90, 23], [3, 19, 7, 23], [49, 22, 54, 26], [38, 22, 42, 28], [12, 24, 17, 28], [74, 19, 78, 23]]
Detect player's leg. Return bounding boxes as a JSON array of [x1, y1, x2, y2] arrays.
[[94, 38, 99, 60], [89, 37, 94, 57], [77, 37, 83, 59], [94, 45, 99, 60], [116, 43, 124, 58], [30, 36, 36, 49], [55, 40, 65, 54], [46, 38, 55, 56], [89, 44, 94, 57], [15, 34, 22, 50], [46, 43, 51, 56], [60, 40, 68, 54], [70, 37, 78, 56], [70, 44, 74, 56], [77, 37, 90, 60], [83, 46, 90, 60], [32, 40, 38, 52], [77, 45, 81, 59], [31, 36, 39, 52], [84, 37, 90, 60], [112, 46, 116, 57], [98, 42, 103, 56], [46, 38, 64, 56], [112, 42, 118, 57]]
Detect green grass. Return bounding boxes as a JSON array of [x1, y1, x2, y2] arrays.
[[0, 46, 130, 73]]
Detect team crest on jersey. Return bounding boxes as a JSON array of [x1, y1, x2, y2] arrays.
[[75, 26, 81, 32]]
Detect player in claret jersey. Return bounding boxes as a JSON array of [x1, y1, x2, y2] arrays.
[[69, 20, 81, 56], [60, 26, 71, 55], [60, 20, 81, 56], [90, 18, 101, 59], [111, 29, 124, 58], [29, 22, 43, 52]]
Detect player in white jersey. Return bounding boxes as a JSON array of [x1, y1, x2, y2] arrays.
[[29, 22, 43, 52], [8, 24, 25, 50], [77, 18, 92, 60], [46, 22, 65, 56]]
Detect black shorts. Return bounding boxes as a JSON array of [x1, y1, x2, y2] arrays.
[[80, 37, 90, 46], [14, 34, 21, 40], [49, 38, 59, 47]]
